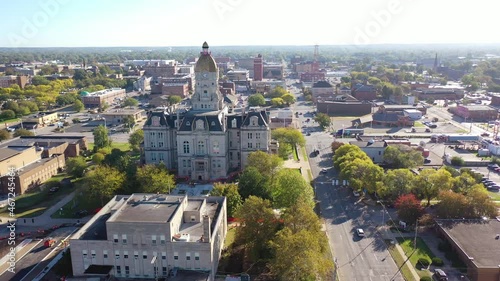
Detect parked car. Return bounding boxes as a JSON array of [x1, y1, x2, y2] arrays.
[[353, 190, 361, 197], [433, 269, 448, 281], [356, 228, 365, 237], [320, 168, 327, 174]]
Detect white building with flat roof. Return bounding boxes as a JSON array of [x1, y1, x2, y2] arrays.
[[70, 193, 227, 280]]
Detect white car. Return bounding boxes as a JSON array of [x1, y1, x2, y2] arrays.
[[353, 190, 361, 197], [356, 228, 365, 237]]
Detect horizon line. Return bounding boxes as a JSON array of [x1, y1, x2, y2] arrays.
[[3, 42, 500, 49]]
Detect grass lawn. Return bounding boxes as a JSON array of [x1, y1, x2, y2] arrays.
[[396, 237, 434, 278], [301, 146, 308, 161], [293, 146, 299, 161], [385, 240, 417, 281], [224, 227, 236, 249], [51, 188, 103, 218], [413, 121, 426, 127], [487, 191, 500, 201], [0, 174, 77, 218], [307, 169, 313, 182], [87, 142, 130, 152]]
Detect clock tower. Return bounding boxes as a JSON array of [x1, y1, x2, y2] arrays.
[[192, 42, 223, 111]]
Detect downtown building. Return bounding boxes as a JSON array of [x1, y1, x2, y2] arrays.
[[142, 42, 272, 181], [70, 193, 227, 280]]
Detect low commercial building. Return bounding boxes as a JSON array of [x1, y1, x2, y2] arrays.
[[0, 75, 28, 89], [413, 88, 465, 100], [0, 146, 66, 194], [317, 101, 371, 116], [403, 109, 423, 120], [451, 105, 497, 121], [378, 104, 427, 115], [352, 84, 377, 101], [12, 135, 88, 158], [436, 219, 500, 281], [311, 81, 335, 103], [24, 111, 59, 125], [349, 140, 386, 163], [226, 69, 249, 82], [161, 83, 189, 97], [0, 154, 65, 194], [70, 193, 227, 280], [102, 109, 146, 126], [251, 79, 286, 93], [81, 88, 126, 108]]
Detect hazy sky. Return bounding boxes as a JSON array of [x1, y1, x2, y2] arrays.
[[1, 0, 498, 48]]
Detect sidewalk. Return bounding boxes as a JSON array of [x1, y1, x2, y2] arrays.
[[0, 191, 85, 227], [380, 226, 421, 281], [283, 145, 312, 182]]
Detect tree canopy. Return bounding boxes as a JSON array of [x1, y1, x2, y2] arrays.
[[383, 145, 424, 169], [92, 125, 110, 151], [314, 113, 331, 130], [135, 164, 175, 194], [248, 94, 266, 106], [210, 183, 242, 218]]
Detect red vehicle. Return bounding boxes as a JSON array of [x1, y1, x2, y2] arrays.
[[44, 238, 56, 247]]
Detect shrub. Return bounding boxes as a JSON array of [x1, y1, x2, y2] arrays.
[[420, 277, 432, 281], [450, 156, 464, 166], [432, 257, 444, 266], [417, 257, 431, 268]]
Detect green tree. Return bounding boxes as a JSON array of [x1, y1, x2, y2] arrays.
[[235, 196, 278, 260], [136, 164, 175, 194], [271, 97, 284, 107], [13, 128, 35, 137], [395, 193, 423, 224], [272, 169, 314, 209], [436, 190, 471, 219], [248, 94, 266, 106], [31, 76, 51, 86], [267, 86, 288, 98], [122, 97, 139, 107], [467, 186, 497, 218], [342, 158, 383, 194], [92, 152, 105, 164], [383, 145, 424, 169], [314, 113, 331, 130], [271, 127, 305, 148], [84, 165, 125, 205], [92, 125, 110, 152], [281, 93, 296, 105], [66, 156, 87, 178], [167, 95, 182, 105], [450, 156, 464, 166], [452, 173, 477, 194], [210, 183, 242, 217], [0, 130, 11, 142], [3, 101, 19, 113], [379, 169, 416, 202], [333, 144, 370, 170], [128, 129, 144, 152], [247, 151, 283, 181], [414, 169, 453, 206], [73, 100, 84, 112], [270, 228, 333, 281], [17, 106, 30, 115], [0, 110, 15, 120], [238, 166, 271, 200], [123, 115, 135, 131]]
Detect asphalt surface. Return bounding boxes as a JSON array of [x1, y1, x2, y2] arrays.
[[0, 226, 77, 281], [289, 85, 404, 281]]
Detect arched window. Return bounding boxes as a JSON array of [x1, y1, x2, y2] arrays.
[[197, 141, 205, 155], [183, 141, 190, 154], [231, 119, 237, 128]]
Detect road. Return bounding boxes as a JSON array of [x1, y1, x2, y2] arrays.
[[0, 226, 77, 281], [289, 86, 403, 281]]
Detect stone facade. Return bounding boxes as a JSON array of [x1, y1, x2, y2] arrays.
[[143, 43, 271, 181], [70, 194, 227, 280]]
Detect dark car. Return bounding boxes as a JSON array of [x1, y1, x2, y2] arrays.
[[49, 186, 59, 193], [433, 269, 448, 280]]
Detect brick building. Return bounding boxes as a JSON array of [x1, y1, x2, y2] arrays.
[[352, 84, 377, 101], [81, 88, 126, 108], [161, 83, 189, 97], [316, 101, 371, 116], [451, 105, 498, 121], [0, 75, 28, 89], [253, 54, 263, 81]]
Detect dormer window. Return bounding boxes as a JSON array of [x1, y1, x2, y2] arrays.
[[211, 121, 215, 126], [231, 119, 237, 128], [186, 121, 191, 126]]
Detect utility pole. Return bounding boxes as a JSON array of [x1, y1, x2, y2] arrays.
[[413, 219, 418, 251]]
